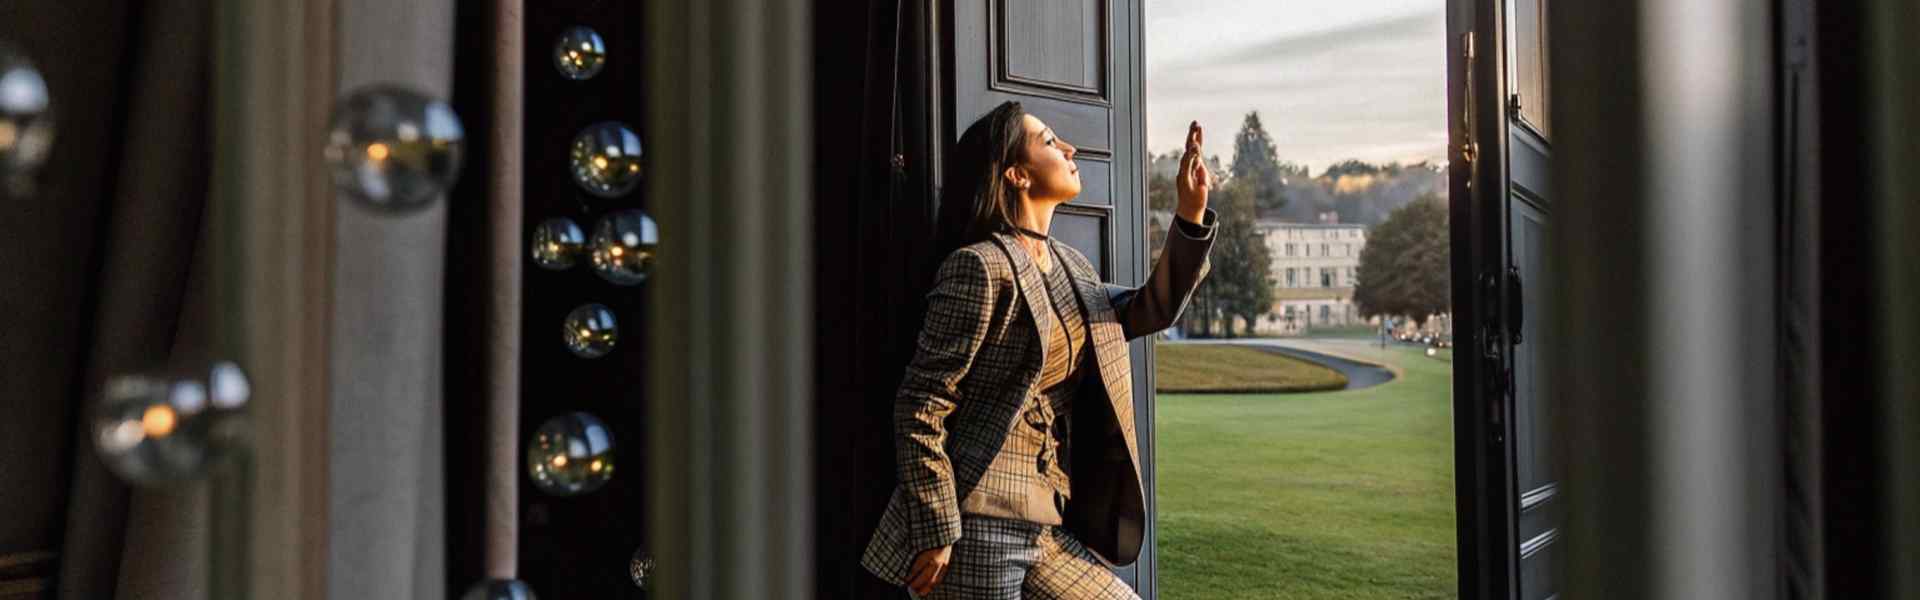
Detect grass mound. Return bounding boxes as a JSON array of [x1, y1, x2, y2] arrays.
[[1154, 343, 1348, 393]]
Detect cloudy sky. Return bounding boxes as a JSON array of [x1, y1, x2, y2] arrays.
[[1144, 0, 1448, 175]]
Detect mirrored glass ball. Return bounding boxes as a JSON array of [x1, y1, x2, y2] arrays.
[[461, 578, 536, 600], [0, 44, 54, 185], [526, 412, 615, 496], [93, 361, 251, 485], [562, 303, 618, 358], [324, 84, 465, 213], [629, 547, 655, 591], [569, 122, 643, 198], [530, 217, 587, 270], [590, 209, 657, 286], [552, 26, 607, 81]]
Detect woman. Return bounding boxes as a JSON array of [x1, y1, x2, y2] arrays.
[[862, 100, 1218, 599]]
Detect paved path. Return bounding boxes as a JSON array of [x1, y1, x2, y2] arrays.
[[1170, 338, 1398, 391]]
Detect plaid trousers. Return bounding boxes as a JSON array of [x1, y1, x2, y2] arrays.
[[911, 515, 1142, 600]]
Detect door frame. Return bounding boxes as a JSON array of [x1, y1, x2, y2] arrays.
[[1447, 0, 1520, 597]]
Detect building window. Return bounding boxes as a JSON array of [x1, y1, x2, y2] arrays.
[[1322, 270, 1332, 288], [1321, 243, 1329, 256], [1320, 305, 1331, 321], [1286, 243, 1296, 257], [1286, 268, 1296, 287], [1346, 243, 1353, 256], [1304, 244, 1312, 257]]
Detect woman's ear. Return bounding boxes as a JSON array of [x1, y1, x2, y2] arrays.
[[1003, 165, 1029, 190]]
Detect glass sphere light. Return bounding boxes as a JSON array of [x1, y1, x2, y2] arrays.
[[590, 209, 657, 286], [324, 84, 465, 213], [461, 579, 536, 600], [530, 217, 587, 270], [93, 361, 252, 485], [552, 26, 607, 81], [569, 122, 643, 198], [562, 303, 618, 358], [526, 412, 615, 496], [0, 43, 54, 190]]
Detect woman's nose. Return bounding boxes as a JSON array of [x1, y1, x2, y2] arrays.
[[1062, 140, 1076, 158]]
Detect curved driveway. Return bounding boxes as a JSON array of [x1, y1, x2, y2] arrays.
[[1172, 338, 1397, 391]]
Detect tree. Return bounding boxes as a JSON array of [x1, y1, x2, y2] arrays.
[[1148, 172, 1175, 210], [1229, 112, 1289, 213], [1191, 178, 1275, 336], [1353, 193, 1450, 326]]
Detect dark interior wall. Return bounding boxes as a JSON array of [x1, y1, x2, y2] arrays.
[[812, 1, 937, 598]]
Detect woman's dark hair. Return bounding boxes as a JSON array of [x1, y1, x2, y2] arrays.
[[930, 101, 1030, 266]]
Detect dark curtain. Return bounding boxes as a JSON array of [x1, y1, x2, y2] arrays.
[[0, 0, 213, 598]]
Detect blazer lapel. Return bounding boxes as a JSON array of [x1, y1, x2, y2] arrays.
[[991, 232, 1054, 376], [1052, 240, 1141, 471]]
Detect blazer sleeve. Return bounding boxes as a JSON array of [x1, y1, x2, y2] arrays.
[[893, 247, 997, 553], [1105, 208, 1218, 340]]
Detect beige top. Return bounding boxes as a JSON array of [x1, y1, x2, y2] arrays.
[[993, 243, 1088, 525]]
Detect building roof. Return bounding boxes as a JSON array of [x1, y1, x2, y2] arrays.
[[1253, 220, 1368, 230]]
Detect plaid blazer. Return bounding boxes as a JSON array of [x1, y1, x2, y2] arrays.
[[862, 209, 1217, 586]]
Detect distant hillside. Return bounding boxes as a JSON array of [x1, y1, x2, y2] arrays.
[[1149, 153, 1443, 227], [1269, 161, 1444, 226]]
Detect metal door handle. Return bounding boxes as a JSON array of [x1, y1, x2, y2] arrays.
[[1506, 265, 1524, 345]]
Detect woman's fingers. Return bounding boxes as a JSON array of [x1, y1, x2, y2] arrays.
[[924, 562, 946, 593], [1180, 120, 1206, 188], [906, 556, 932, 592]]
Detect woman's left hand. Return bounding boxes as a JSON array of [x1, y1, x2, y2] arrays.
[[1174, 121, 1212, 224]]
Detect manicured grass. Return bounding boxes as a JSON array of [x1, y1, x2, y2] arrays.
[[1154, 343, 1349, 393], [1154, 341, 1457, 600]]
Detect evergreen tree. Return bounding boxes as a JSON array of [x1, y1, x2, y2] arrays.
[[1229, 112, 1289, 213]]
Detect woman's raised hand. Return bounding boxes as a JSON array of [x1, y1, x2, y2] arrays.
[[1173, 120, 1211, 223]]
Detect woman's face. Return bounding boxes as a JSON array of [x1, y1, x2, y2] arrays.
[[1007, 114, 1081, 202]]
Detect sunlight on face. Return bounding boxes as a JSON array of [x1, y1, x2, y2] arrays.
[[1016, 114, 1082, 202]]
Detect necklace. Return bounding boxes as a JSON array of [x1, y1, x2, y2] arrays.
[[1012, 226, 1052, 270]]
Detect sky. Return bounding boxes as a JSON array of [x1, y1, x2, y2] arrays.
[[1144, 0, 1448, 175]]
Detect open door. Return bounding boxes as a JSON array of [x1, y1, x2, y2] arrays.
[[1449, 0, 1557, 598]]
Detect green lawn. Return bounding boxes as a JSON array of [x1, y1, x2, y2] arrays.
[[1154, 341, 1457, 600], [1155, 343, 1348, 393]]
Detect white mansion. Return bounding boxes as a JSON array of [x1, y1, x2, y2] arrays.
[[1149, 212, 1372, 336], [1255, 220, 1369, 335]]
